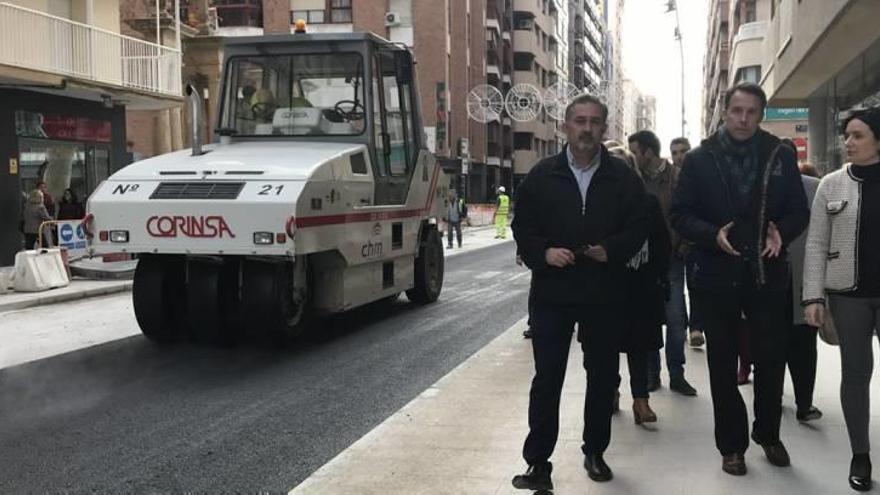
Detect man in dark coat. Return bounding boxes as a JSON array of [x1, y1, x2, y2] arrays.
[[670, 82, 809, 476], [510, 94, 649, 490]]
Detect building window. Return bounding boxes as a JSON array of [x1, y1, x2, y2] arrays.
[[745, 0, 757, 22], [330, 0, 352, 23], [514, 132, 533, 150], [735, 65, 761, 83], [291, 10, 325, 24]]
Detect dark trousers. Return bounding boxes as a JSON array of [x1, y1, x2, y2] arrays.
[[24, 233, 38, 249], [788, 323, 818, 411], [620, 351, 649, 399], [692, 287, 789, 455], [523, 304, 620, 464], [446, 221, 462, 247]]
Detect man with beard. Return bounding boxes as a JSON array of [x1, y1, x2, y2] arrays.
[[671, 82, 809, 475], [510, 94, 649, 490]]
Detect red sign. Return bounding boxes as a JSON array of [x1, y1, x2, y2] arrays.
[[146, 215, 236, 238], [793, 137, 808, 161], [41, 115, 112, 143]]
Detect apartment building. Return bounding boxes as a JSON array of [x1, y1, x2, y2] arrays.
[[723, 0, 807, 157], [760, 0, 880, 171], [702, 0, 729, 135], [510, 0, 560, 188], [0, 0, 183, 265], [603, 0, 624, 142], [482, 0, 515, 201]]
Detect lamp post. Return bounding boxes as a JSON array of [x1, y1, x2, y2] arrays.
[[665, 0, 687, 137]]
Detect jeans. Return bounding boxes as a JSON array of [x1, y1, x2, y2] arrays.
[[649, 257, 687, 380], [446, 221, 462, 247], [693, 284, 789, 455], [523, 304, 620, 464]]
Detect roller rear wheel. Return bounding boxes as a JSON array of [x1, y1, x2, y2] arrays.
[[132, 255, 186, 344]]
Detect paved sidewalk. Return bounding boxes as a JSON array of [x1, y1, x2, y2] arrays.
[[0, 226, 511, 315], [291, 318, 869, 494]]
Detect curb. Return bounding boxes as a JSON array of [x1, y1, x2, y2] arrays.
[[0, 281, 132, 314]]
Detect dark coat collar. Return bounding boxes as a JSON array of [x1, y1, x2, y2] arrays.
[[551, 144, 612, 178], [703, 127, 781, 163]]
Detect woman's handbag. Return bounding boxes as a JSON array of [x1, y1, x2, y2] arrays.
[[819, 306, 839, 346]]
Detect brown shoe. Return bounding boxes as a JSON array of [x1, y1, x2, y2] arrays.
[[632, 398, 657, 425], [722, 453, 747, 476]]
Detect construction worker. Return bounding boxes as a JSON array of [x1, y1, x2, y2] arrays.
[[494, 186, 510, 239]]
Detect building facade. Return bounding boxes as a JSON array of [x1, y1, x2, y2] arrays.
[[602, 0, 624, 142], [0, 0, 183, 265], [702, 0, 730, 135], [760, 0, 880, 172]]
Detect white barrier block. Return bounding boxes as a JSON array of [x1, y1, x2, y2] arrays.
[[13, 249, 70, 292]]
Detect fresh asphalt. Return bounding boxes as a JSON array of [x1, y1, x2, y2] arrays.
[[0, 240, 528, 492]]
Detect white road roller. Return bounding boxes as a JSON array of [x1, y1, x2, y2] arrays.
[[85, 33, 448, 344]]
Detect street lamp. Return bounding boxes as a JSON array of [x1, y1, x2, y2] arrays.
[[665, 0, 687, 137]]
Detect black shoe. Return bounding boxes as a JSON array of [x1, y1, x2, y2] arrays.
[[647, 376, 661, 392], [669, 376, 697, 396], [850, 454, 872, 492], [512, 462, 553, 491], [522, 328, 533, 339], [447, 245, 453, 249], [583, 453, 613, 482], [722, 453, 747, 476], [796, 405, 823, 422], [751, 431, 790, 467]]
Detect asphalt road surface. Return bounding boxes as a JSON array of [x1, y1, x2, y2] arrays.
[[0, 241, 528, 492]]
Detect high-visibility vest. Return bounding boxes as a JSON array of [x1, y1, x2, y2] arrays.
[[496, 194, 510, 216]]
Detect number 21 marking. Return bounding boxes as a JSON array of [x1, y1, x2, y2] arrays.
[[258, 185, 284, 196]]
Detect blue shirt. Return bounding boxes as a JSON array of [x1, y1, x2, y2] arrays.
[[566, 146, 600, 212]]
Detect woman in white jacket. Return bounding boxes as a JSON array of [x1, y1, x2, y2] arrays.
[[803, 107, 880, 492]]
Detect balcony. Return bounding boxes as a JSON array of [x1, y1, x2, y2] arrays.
[[734, 21, 768, 44], [486, 17, 500, 32], [0, 2, 181, 97]]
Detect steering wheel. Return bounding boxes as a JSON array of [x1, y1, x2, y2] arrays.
[[333, 100, 365, 121]]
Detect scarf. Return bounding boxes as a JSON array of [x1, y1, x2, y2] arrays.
[[717, 125, 759, 212]]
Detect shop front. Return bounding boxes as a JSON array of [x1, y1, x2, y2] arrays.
[[0, 89, 128, 266]]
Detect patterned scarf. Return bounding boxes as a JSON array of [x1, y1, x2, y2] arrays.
[[717, 125, 758, 212]]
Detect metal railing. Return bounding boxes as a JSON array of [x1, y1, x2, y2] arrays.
[[0, 2, 181, 97]]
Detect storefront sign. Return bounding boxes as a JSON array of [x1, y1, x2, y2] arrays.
[[15, 111, 112, 143], [8, 158, 18, 175], [764, 107, 809, 121]]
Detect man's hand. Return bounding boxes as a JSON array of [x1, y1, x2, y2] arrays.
[[804, 303, 825, 328], [762, 221, 782, 258], [584, 245, 608, 263], [545, 248, 576, 268], [716, 222, 742, 256]]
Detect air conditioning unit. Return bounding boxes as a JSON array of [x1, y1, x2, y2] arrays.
[[385, 12, 401, 26]]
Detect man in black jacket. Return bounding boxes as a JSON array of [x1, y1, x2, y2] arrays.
[[510, 94, 649, 490], [670, 82, 809, 476]]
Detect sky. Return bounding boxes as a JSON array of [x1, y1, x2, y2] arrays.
[[620, 0, 709, 153]]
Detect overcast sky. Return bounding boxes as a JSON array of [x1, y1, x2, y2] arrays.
[[620, 0, 709, 154]]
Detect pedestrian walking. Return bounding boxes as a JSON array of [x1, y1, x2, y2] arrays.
[[619, 194, 671, 424], [670, 82, 809, 476], [670, 137, 706, 348], [803, 106, 880, 492], [629, 130, 697, 396], [494, 186, 510, 239], [444, 190, 465, 248], [511, 94, 649, 490], [57, 188, 85, 221], [23, 189, 53, 249], [785, 165, 823, 423]]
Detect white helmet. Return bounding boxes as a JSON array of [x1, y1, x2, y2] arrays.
[[498, 186, 506, 193]]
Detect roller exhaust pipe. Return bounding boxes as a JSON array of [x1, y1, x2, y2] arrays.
[[186, 84, 206, 156]]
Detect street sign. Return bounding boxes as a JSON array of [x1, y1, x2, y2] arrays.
[[56, 220, 87, 260]]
